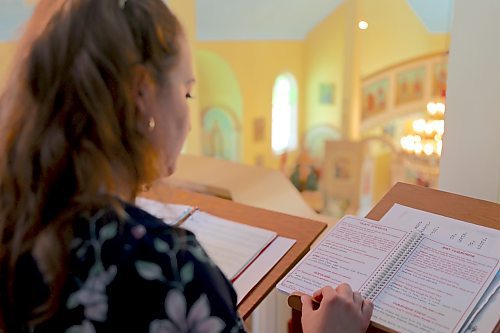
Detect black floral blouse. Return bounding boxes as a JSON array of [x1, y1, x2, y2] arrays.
[[24, 203, 247, 333]]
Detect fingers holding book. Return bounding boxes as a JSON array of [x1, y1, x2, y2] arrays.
[[300, 283, 373, 333]]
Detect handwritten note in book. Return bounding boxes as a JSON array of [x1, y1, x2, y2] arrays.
[[379, 204, 497, 254]]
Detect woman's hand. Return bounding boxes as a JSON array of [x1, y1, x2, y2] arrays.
[[301, 283, 373, 333]]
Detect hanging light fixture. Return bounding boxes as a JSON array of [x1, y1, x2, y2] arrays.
[[400, 102, 445, 157]]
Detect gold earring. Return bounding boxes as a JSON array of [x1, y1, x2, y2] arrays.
[[148, 117, 155, 131]]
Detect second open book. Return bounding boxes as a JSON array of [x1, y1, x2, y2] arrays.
[[277, 208, 500, 333], [135, 197, 278, 281]]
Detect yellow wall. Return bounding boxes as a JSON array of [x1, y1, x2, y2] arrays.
[[196, 50, 243, 118], [301, 0, 449, 138], [195, 49, 244, 160], [372, 151, 392, 203], [0, 0, 452, 185], [360, 0, 450, 77], [357, 0, 449, 200], [193, 0, 450, 173], [167, 0, 196, 43], [196, 41, 304, 168], [303, 4, 348, 133]]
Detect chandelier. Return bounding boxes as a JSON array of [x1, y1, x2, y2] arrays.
[[400, 102, 445, 157]]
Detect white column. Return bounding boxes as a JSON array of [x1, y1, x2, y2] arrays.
[[438, 0, 500, 203]]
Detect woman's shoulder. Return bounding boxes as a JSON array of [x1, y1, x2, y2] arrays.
[[73, 200, 194, 243], [61, 201, 245, 332], [71, 200, 201, 267]]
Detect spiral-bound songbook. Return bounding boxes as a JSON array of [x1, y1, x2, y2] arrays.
[[277, 215, 500, 333]]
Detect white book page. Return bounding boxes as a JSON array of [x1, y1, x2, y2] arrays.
[[459, 270, 500, 333], [182, 211, 277, 280], [234, 236, 296, 304], [135, 197, 192, 225], [277, 216, 409, 295], [372, 237, 500, 333], [136, 197, 278, 281], [379, 204, 499, 254]]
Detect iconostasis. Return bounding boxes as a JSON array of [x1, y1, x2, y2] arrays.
[[322, 53, 448, 218]]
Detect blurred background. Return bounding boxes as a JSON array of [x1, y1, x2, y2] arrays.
[[2, 1, 500, 332], [0, 0, 457, 219]]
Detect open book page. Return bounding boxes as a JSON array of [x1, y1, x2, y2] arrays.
[[377, 204, 500, 332], [277, 215, 410, 295], [371, 237, 500, 333], [135, 197, 192, 225], [135, 197, 278, 280], [379, 204, 498, 254], [460, 270, 500, 333], [179, 211, 277, 280], [233, 236, 296, 304]]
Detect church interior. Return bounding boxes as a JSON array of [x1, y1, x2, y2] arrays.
[[1, 1, 499, 332], [159, 0, 454, 220], [1, 0, 497, 218]]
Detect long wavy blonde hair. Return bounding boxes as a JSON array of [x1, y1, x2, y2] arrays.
[[0, 0, 182, 329]]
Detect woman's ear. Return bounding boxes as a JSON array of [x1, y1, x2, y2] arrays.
[[133, 66, 153, 117]]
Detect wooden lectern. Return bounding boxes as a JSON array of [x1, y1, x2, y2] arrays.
[[288, 182, 500, 333]]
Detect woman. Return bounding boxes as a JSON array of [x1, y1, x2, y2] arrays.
[[0, 0, 372, 332]]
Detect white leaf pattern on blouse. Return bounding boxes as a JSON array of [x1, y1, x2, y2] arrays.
[[149, 319, 178, 333], [99, 223, 118, 241], [135, 261, 166, 282], [65, 319, 97, 333], [154, 238, 170, 253], [180, 262, 194, 284], [165, 289, 188, 331], [66, 265, 117, 322], [149, 290, 225, 333]]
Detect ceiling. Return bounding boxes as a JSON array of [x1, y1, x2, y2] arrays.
[[196, 0, 344, 40], [0, 0, 454, 42], [407, 0, 455, 33], [196, 0, 455, 41]]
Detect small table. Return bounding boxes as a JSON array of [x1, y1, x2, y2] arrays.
[[141, 179, 327, 319]]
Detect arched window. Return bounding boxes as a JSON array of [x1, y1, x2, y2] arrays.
[[271, 73, 298, 154]]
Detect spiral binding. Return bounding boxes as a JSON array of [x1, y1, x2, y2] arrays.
[[360, 231, 424, 301]]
